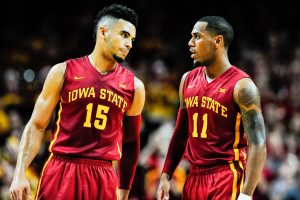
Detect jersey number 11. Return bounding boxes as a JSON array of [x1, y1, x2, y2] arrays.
[[192, 113, 208, 138]]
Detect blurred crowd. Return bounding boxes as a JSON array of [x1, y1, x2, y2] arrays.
[[1, 1, 300, 200]]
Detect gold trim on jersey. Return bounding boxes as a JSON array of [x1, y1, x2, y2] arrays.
[[49, 100, 63, 152], [229, 162, 238, 200], [35, 153, 54, 200], [238, 161, 245, 193], [233, 113, 241, 160], [117, 142, 122, 159]]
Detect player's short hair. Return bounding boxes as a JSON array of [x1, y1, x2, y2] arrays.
[[198, 16, 234, 48], [94, 4, 138, 39]]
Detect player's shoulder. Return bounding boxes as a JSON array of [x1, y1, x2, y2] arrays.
[[180, 67, 203, 83], [235, 77, 256, 90], [234, 77, 259, 100], [231, 66, 253, 89], [134, 76, 145, 91], [181, 70, 191, 80], [178, 70, 192, 94], [50, 61, 67, 77]]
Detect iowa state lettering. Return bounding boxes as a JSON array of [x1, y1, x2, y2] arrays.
[[68, 87, 128, 112], [185, 96, 228, 117]]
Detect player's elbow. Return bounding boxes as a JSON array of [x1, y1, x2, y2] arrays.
[[27, 119, 47, 135], [249, 143, 267, 160]]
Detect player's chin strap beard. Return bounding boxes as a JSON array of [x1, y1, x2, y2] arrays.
[[113, 54, 124, 63]]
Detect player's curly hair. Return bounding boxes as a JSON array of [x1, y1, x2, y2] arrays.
[[94, 4, 138, 39], [198, 16, 234, 48]]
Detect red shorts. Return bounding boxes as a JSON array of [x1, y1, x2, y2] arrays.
[[35, 154, 117, 200], [182, 161, 245, 200]]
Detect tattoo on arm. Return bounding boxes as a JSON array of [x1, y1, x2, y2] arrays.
[[236, 80, 266, 145]]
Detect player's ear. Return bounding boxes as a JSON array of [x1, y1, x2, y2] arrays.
[[215, 35, 224, 47], [98, 25, 107, 38]]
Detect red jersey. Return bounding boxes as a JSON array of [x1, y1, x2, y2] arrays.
[[49, 56, 135, 161], [183, 66, 250, 167]]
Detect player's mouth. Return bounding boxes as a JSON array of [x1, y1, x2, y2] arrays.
[[120, 49, 129, 56], [190, 49, 196, 58]]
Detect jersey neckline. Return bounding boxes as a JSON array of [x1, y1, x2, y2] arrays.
[[203, 66, 235, 85], [84, 56, 120, 78]]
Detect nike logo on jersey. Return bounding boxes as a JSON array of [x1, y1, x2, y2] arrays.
[[188, 85, 197, 88], [74, 76, 86, 80], [219, 88, 226, 93], [119, 84, 126, 89]]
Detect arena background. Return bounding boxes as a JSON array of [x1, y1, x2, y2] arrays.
[[0, 1, 300, 199]]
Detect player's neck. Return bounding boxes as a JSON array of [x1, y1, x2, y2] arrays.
[[88, 53, 117, 74], [205, 60, 232, 79]]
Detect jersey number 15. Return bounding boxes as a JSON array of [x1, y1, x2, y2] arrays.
[[83, 103, 110, 130]]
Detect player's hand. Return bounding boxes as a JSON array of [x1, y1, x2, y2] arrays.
[[156, 173, 170, 200], [237, 193, 252, 200], [118, 189, 129, 200], [10, 176, 32, 200]]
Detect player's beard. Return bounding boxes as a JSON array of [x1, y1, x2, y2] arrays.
[[193, 55, 215, 68], [113, 54, 124, 63]]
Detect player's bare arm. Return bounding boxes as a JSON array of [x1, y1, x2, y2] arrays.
[[125, 76, 145, 116], [10, 62, 66, 200], [233, 78, 267, 196]]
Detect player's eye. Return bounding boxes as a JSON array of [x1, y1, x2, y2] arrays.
[[121, 32, 129, 38]]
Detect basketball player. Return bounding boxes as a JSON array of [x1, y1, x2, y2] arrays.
[[10, 4, 144, 200], [156, 16, 266, 200]]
